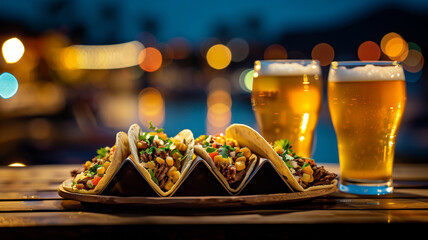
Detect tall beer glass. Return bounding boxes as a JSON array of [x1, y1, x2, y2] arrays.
[[328, 61, 406, 195], [252, 60, 322, 157]]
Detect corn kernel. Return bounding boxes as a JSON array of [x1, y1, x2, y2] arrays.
[[164, 180, 174, 191], [213, 155, 223, 164], [235, 161, 246, 171], [166, 156, 174, 166], [97, 167, 105, 175], [148, 161, 155, 169], [103, 161, 111, 170], [167, 166, 177, 177], [274, 145, 284, 155], [178, 142, 187, 152], [302, 173, 311, 183], [156, 157, 165, 165], [235, 156, 246, 163], [84, 161, 92, 169], [240, 147, 252, 158], [172, 171, 181, 183], [173, 151, 181, 160], [303, 165, 314, 175]]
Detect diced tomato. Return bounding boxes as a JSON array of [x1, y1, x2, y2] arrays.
[[212, 143, 217, 149], [209, 151, 219, 160], [157, 132, 168, 140], [92, 176, 102, 186], [305, 158, 316, 166]]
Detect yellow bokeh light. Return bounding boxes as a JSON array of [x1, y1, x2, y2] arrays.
[[2, 37, 25, 63], [139, 87, 165, 128], [381, 32, 408, 61], [8, 163, 26, 167], [206, 44, 232, 70]]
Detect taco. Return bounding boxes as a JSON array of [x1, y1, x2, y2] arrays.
[[63, 131, 130, 194], [194, 134, 258, 192], [226, 124, 337, 191], [128, 122, 194, 196]]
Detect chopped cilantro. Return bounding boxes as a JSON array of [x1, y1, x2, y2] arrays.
[[148, 169, 159, 185], [206, 147, 217, 153], [149, 121, 164, 133], [145, 146, 157, 155], [218, 145, 233, 158], [96, 147, 109, 159]]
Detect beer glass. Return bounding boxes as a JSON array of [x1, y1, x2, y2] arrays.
[[328, 61, 406, 195], [252, 60, 322, 157]]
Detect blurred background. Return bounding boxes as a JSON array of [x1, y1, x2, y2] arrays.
[[0, 0, 427, 166]]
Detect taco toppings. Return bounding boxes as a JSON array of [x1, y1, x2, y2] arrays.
[[272, 139, 337, 189], [136, 122, 188, 191], [70, 146, 115, 191], [195, 134, 257, 186]]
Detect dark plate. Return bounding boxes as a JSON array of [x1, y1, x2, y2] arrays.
[[58, 183, 337, 209]]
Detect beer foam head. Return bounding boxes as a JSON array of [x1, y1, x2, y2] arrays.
[[329, 64, 405, 82], [257, 61, 321, 76]]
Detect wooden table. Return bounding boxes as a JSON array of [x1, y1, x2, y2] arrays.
[[1, 163, 427, 239]]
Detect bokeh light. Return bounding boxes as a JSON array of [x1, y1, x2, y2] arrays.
[[381, 32, 408, 61], [139, 87, 165, 128], [206, 44, 232, 70], [206, 77, 232, 134], [311, 43, 334, 66], [238, 69, 254, 92], [263, 44, 287, 60], [139, 47, 163, 72], [61, 41, 143, 69], [358, 41, 381, 61], [227, 38, 250, 62], [0, 72, 19, 99], [403, 49, 424, 73], [2, 37, 25, 63]]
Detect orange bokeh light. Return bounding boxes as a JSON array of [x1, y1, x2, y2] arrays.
[[381, 32, 408, 61], [358, 41, 381, 61], [311, 43, 334, 66], [139, 47, 162, 72], [264, 44, 287, 60]]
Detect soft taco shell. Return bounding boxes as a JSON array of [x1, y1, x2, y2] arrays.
[[63, 131, 130, 194], [226, 124, 337, 192], [194, 144, 257, 193], [128, 123, 194, 197]]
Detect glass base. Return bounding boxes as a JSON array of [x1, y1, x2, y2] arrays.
[[339, 179, 393, 195]]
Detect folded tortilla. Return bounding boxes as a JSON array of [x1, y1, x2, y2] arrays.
[[226, 124, 337, 192], [128, 123, 194, 197], [194, 135, 258, 193], [63, 131, 130, 194]]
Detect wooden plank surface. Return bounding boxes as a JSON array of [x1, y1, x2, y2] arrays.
[[0, 163, 427, 229]]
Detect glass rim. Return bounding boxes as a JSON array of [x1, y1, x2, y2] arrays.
[[255, 59, 319, 64], [331, 61, 401, 68]]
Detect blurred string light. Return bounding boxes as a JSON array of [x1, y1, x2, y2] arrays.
[[0, 72, 19, 99], [139, 47, 162, 72], [227, 38, 249, 62], [139, 87, 165, 128], [238, 68, 254, 93], [206, 77, 232, 134], [358, 41, 381, 61], [2, 37, 25, 63], [8, 163, 26, 167], [311, 43, 334, 66], [380, 32, 408, 62], [264, 44, 287, 60], [206, 44, 232, 70], [60, 41, 144, 69]]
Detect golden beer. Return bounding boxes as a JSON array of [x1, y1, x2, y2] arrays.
[[251, 60, 322, 157], [328, 61, 406, 194]]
